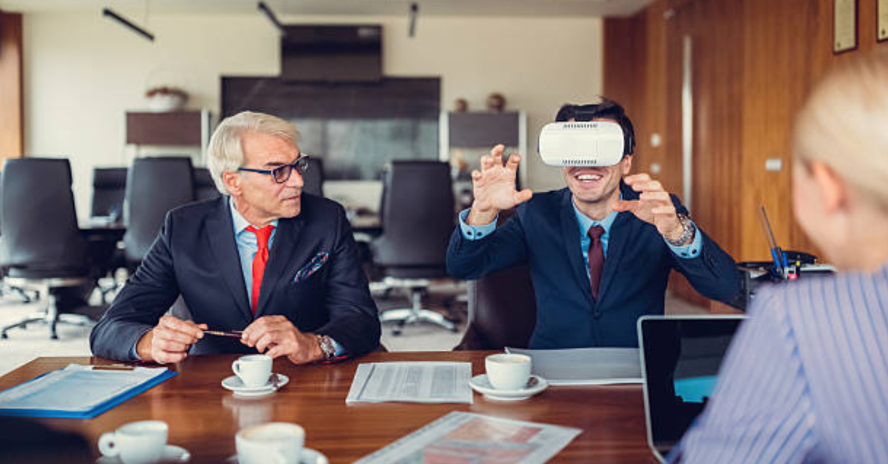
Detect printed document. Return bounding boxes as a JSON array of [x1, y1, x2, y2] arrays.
[[505, 347, 642, 386], [0, 364, 169, 413], [346, 362, 473, 404], [354, 411, 582, 464]]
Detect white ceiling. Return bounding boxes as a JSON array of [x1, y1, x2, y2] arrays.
[[0, 0, 654, 18]]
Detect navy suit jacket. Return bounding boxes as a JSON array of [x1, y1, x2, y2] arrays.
[[446, 183, 741, 348], [90, 195, 381, 361]]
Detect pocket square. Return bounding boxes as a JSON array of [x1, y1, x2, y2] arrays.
[[294, 251, 329, 283]]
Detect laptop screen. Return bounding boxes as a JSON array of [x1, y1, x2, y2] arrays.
[[638, 316, 746, 456]]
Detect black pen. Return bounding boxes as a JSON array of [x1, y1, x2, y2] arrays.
[[204, 330, 244, 339]]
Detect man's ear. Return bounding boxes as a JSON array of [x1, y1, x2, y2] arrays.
[[809, 161, 849, 214], [620, 155, 633, 175], [222, 171, 241, 196]]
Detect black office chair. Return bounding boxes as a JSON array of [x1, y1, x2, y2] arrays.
[[302, 157, 325, 197], [193, 167, 222, 201], [124, 157, 195, 266], [0, 158, 92, 340], [455, 265, 537, 350], [90, 167, 127, 222], [370, 161, 457, 334]]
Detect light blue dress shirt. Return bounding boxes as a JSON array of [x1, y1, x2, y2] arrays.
[[229, 198, 344, 356], [458, 196, 703, 276]]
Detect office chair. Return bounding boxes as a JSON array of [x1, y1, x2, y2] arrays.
[[302, 157, 325, 197], [0, 158, 92, 340], [124, 157, 195, 266], [193, 167, 222, 201], [370, 161, 457, 335], [90, 167, 127, 222], [455, 264, 537, 350]]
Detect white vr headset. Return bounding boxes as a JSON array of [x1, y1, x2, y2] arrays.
[[538, 121, 626, 167]]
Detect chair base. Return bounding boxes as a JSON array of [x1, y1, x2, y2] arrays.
[[379, 283, 457, 336], [0, 277, 92, 340]]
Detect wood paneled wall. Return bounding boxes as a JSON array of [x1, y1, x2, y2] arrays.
[[605, 0, 888, 309], [0, 11, 23, 162]]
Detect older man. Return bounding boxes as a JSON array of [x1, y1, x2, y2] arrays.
[[91, 111, 380, 364]]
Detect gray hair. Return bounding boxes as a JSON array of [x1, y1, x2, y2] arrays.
[[206, 111, 300, 195], [794, 51, 888, 210]]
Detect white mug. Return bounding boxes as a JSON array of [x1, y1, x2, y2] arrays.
[[232, 354, 272, 388], [236, 422, 305, 464], [98, 420, 168, 464], [485, 353, 532, 391]]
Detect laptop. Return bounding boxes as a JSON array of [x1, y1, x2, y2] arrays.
[[637, 315, 747, 462]]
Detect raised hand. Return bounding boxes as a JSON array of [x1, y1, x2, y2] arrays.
[[613, 173, 684, 241], [467, 144, 533, 225]]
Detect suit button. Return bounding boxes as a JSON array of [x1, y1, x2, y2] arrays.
[[593, 310, 601, 318]]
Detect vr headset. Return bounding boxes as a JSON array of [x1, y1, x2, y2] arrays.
[[538, 120, 629, 167]]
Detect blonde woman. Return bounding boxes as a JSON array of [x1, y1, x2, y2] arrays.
[[670, 52, 888, 463]]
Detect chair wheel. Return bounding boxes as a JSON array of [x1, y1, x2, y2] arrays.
[[1, 333, 8, 339]]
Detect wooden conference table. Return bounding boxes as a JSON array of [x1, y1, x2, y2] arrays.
[[0, 351, 656, 463]]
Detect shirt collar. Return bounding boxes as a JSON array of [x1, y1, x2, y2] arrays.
[[229, 196, 278, 235], [571, 192, 621, 237]]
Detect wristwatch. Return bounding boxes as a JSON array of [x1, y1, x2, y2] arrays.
[[665, 213, 696, 247], [316, 334, 336, 361]]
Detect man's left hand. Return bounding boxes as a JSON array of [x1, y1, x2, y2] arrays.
[[241, 316, 324, 364], [613, 173, 684, 241]]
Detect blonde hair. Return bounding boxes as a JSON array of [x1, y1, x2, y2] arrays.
[[206, 111, 300, 195], [793, 51, 888, 209]]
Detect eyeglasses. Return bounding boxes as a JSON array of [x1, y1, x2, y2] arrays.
[[238, 155, 310, 184]]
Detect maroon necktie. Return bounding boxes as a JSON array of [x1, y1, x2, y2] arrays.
[[245, 225, 275, 313], [588, 225, 605, 301]]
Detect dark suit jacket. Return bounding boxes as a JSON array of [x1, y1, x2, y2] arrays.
[[446, 183, 741, 348], [90, 195, 381, 361]]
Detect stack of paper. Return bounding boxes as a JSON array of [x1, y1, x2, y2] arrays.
[[346, 362, 473, 404]]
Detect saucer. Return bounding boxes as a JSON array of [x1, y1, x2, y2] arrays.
[[222, 373, 289, 397], [469, 374, 548, 401], [96, 444, 190, 463], [227, 447, 328, 464]]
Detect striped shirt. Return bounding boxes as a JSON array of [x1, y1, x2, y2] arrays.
[[670, 262, 888, 464]]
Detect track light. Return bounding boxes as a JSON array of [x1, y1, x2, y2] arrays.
[[258, 2, 285, 36], [102, 8, 154, 42], [408, 3, 419, 38]]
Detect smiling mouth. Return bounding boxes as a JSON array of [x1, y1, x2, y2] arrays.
[[573, 172, 604, 184]]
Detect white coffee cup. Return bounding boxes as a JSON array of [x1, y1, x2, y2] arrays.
[[98, 420, 168, 464], [236, 422, 305, 464], [232, 354, 272, 388], [485, 353, 532, 391]]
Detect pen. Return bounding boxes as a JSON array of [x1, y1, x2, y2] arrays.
[[204, 330, 244, 338]]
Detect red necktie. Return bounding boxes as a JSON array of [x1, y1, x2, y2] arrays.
[[588, 225, 605, 302], [245, 225, 274, 313]]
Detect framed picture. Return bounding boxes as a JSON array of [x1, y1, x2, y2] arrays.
[[878, 0, 888, 42]]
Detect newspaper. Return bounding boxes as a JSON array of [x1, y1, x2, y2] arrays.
[[505, 347, 642, 386], [346, 362, 473, 404], [354, 411, 582, 464]]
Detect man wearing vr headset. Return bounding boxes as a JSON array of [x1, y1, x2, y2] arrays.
[[446, 99, 741, 348]]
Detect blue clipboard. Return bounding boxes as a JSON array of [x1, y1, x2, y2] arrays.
[[0, 368, 177, 419]]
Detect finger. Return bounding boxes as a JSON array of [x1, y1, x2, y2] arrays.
[[153, 338, 190, 353], [506, 153, 521, 172], [265, 345, 286, 359], [652, 205, 677, 216], [471, 170, 482, 182], [159, 316, 204, 340], [241, 319, 270, 346], [638, 180, 664, 193], [480, 155, 494, 171], [153, 326, 201, 345], [489, 144, 505, 165], [255, 332, 277, 353], [155, 350, 187, 364], [612, 199, 638, 212], [623, 173, 651, 185], [639, 191, 671, 203]]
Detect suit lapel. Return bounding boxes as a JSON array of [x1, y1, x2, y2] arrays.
[[206, 198, 252, 321], [560, 192, 595, 308], [255, 215, 305, 316]]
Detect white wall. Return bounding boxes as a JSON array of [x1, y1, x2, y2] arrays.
[[23, 12, 602, 218]]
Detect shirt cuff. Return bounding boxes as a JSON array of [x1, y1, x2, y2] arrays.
[[129, 342, 141, 361], [666, 220, 703, 259], [458, 208, 497, 241], [331, 337, 346, 356]]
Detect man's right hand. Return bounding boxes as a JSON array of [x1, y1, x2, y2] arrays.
[[136, 315, 207, 364], [467, 144, 533, 225]]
